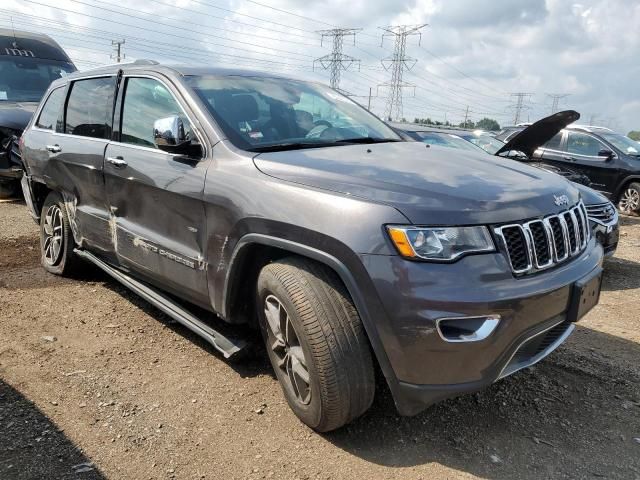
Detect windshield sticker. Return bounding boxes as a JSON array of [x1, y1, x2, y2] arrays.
[[0, 91, 7, 100]]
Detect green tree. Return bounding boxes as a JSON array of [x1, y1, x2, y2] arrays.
[[475, 118, 501, 131], [628, 130, 640, 141], [459, 120, 476, 129]]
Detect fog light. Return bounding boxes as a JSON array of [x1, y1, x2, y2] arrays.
[[436, 315, 501, 343]]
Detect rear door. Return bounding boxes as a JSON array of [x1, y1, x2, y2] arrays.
[[28, 76, 116, 254], [104, 74, 210, 307]]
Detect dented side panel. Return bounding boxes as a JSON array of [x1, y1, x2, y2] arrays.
[[103, 141, 211, 308]]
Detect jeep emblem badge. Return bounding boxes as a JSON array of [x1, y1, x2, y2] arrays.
[[553, 194, 569, 206]]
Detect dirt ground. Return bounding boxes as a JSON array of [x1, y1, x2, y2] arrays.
[[1, 199, 639, 480]]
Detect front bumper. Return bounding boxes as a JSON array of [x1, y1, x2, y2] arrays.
[[359, 238, 603, 416], [591, 220, 619, 257]]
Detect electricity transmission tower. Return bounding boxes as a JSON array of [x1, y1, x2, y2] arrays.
[[314, 29, 361, 93], [509, 93, 533, 124], [378, 24, 427, 121], [111, 39, 125, 63], [547, 93, 570, 114]]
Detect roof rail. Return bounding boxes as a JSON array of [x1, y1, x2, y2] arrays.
[[132, 59, 160, 65]]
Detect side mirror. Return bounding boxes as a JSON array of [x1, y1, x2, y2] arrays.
[[153, 115, 202, 159], [598, 148, 615, 160], [154, 115, 187, 149]]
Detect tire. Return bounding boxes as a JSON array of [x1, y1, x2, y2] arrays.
[[618, 182, 640, 216], [256, 257, 375, 432], [39, 191, 81, 275], [0, 180, 18, 199]]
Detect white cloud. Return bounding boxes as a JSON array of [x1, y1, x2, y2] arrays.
[[3, 0, 639, 132]]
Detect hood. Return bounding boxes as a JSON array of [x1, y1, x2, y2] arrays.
[[0, 102, 38, 132], [496, 110, 580, 157], [573, 182, 609, 206], [254, 141, 580, 225]]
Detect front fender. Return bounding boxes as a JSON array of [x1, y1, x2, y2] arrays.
[[223, 232, 407, 414]]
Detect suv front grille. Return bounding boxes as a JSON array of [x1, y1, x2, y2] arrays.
[[495, 202, 589, 275], [585, 202, 617, 224]]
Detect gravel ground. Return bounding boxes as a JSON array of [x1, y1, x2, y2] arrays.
[[1, 200, 639, 480]]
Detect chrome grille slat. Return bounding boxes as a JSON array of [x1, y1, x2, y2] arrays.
[[495, 201, 589, 275]]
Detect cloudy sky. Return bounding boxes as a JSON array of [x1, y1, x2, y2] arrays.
[[4, 0, 639, 132]]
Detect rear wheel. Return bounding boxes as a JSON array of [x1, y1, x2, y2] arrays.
[[256, 257, 375, 432], [618, 182, 640, 216], [40, 192, 81, 275]]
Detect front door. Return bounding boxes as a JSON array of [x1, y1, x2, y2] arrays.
[[544, 131, 619, 196], [104, 75, 210, 307]]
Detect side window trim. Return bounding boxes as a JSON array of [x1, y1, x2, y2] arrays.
[[34, 86, 65, 131], [116, 74, 205, 156], [63, 75, 117, 139]]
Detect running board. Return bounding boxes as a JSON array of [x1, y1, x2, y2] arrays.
[[74, 249, 248, 359]]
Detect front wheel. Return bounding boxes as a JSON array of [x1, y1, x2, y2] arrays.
[[256, 257, 375, 432], [618, 182, 640, 216]]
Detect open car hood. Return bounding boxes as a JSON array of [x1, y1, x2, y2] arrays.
[[496, 110, 580, 157]]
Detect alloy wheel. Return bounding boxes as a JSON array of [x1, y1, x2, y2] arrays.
[[263, 294, 311, 405], [43, 205, 64, 265], [619, 187, 640, 214]]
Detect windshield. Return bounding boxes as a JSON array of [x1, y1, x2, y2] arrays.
[[0, 57, 75, 102], [414, 131, 484, 153], [186, 75, 400, 151], [600, 132, 640, 156], [460, 133, 505, 155]]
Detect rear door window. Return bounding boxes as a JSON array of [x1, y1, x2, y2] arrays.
[[65, 77, 115, 139], [36, 87, 65, 131]]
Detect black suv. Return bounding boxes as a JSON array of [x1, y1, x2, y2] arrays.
[[20, 61, 604, 431], [532, 126, 640, 215], [0, 28, 76, 197]]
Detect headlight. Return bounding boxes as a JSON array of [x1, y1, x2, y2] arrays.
[[387, 226, 495, 261]]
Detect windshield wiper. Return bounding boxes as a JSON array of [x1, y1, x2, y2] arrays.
[[248, 141, 330, 153], [335, 137, 402, 144], [248, 137, 401, 153]]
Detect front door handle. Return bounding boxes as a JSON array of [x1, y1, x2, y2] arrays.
[[106, 156, 128, 168], [46, 144, 61, 153], [563, 156, 575, 162]]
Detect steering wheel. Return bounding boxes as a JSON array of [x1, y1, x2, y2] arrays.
[[305, 120, 333, 139]]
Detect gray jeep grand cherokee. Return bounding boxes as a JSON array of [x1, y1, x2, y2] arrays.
[[20, 60, 603, 432]]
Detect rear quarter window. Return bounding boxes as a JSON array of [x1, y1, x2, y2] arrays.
[[36, 87, 65, 131], [65, 77, 115, 139]]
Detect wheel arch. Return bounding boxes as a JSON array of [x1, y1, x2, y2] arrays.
[[614, 175, 640, 202], [223, 233, 400, 399]]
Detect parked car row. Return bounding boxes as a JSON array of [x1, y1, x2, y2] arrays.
[[391, 112, 620, 257], [495, 123, 640, 215]]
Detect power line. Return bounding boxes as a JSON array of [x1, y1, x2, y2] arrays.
[[314, 29, 361, 92], [0, 15, 319, 72], [63, 0, 313, 59], [243, 0, 337, 28], [509, 93, 533, 124], [110, 39, 125, 63], [80, 0, 317, 46], [547, 93, 570, 114], [378, 24, 427, 121]]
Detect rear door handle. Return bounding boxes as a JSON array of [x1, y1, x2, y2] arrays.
[[106, 156, 127, 168], [46, 144, 61, 153], [563, 156, 575, 162]]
